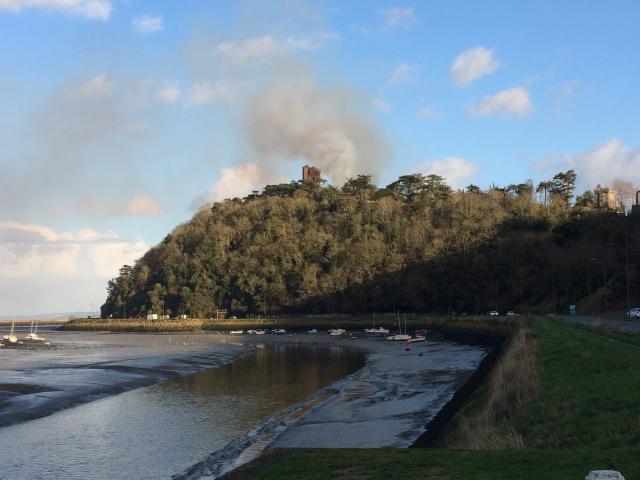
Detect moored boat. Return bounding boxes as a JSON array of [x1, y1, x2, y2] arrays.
[[387, 333, 411, 341], [2, 319, 18, 345], [407, 335, 426, 343], [365, 327, 389, 334], [23, 319, 49, 344]]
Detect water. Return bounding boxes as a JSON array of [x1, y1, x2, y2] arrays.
[[0, 344, 364, 480]]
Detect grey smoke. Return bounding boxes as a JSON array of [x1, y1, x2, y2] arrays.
[[244, 69, 389, 184]]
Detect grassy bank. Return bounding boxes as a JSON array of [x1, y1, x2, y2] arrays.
[[61, 315, 515, 335], [222, 318, 640, 479]]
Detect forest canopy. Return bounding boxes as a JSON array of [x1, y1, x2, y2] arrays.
[[101, 170, 640, 318]]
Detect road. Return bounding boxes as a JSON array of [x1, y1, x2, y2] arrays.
[[561, 314, 640, 334]]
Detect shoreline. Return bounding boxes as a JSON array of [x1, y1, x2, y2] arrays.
[[0, 331, 257, 428], [172, 334, 491, 479], [1, 328, 498, 480]]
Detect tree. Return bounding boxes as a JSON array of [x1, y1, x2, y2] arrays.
[[424, 174, 451, 198], [575, 190, 596, 208], [536, 181, 554, 206], [549, 170, 577, 204], [613, 178, 635, 211], [148, 283, 165, 315], [100, 167, 640, 319], [342, 175, 377, 197], [386, 174, 429, 200], [506, 182, 533, 197]]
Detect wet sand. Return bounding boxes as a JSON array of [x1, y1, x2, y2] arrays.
[[175, 335, 488, 479], [0, 330, 255, 427], [0, 329, 488, 480]]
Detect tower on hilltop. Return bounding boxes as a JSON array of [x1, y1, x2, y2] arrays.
[[302, 165, 321, 182]]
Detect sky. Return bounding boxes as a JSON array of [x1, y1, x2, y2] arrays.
[[1, 0, 639, 315]]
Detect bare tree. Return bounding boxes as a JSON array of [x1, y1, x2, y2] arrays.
[[613, 178, 635, 211]]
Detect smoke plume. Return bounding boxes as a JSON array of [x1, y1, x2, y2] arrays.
[[245, 69, 388, 185]]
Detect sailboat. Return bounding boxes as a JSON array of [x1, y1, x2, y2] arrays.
[[2, 318, 18, 344], [387, 314, 411, 341], [23, 318, 48, 344], [364, 314, 389, 334]]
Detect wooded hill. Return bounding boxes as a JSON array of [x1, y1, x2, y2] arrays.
[[100, 171, 640, 318]]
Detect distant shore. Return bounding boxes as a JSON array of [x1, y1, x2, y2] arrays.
[[0, 319, 68, 326], [61, 315, 515, 339]]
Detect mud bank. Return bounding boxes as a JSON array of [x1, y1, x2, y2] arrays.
[[0, 331, 255, 427], [175, 335, 489, 480]]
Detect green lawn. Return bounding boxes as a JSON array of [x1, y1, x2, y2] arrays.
[[223, 318, 640, 479]]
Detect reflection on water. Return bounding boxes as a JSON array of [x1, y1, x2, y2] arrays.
[[0, 344, 364, 480]]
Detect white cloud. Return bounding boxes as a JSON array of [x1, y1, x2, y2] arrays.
[[450, 47, 501, 86], [0, 221, 146, 278], [185, 81, 236, 105], [157, 82, 181, 103], [0, 0, 111, 19], [203, 164, 266, 203], [388, 63, 419, 85], [132, 14, 163, 33], [86, 240, 148, 277], [415, 106, 438, 122], [67, 74, 115, 100], [373, 99, 391, 112], [469, 86, 533, 118], [122, 194, 163, 216], [565, 139, 640, 192], [214, 32, 338, 63], [379, 6, 415, 30], [419, 156, 480, 187], [81, 194, 163, 217]]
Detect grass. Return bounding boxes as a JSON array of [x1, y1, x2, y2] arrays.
[[440, 324, 539, 450], [222, 317, 640, 479], [223, 449, 640, 480], [516, 319, 640, 450]]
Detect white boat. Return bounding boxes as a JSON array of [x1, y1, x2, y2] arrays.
[[307, 328, 318, 334], [365, 327, 389, 334], [387, 314, 411, 341], [387, 334, 412, 341], [272, 328, 287, 334], [23, 319, 48, 344], [254, 329, 266, 335], [229, 329, 244, 335], [3, 319, 18, 344], [407, 335, 426, 343], [329, 328, 346, 336]]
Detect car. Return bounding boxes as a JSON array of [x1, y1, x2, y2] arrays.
[[488, 310, 499, 316], [506, 311, 516, 316], [627, 308, 640, 318]]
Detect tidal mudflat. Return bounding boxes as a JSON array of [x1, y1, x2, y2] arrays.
[[0, 329, 255, 427], [175, 335, 488, 479], [0, 329, 487, 479]]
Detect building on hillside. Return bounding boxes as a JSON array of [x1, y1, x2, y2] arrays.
[[594, 185, 618, 209], [632, 191, 640, 215], [302, 165, 321, 182]]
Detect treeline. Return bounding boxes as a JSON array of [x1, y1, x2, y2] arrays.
[[101, 170, 640, 318]]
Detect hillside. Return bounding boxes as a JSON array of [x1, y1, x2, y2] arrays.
[[100, 171, 640, 318]]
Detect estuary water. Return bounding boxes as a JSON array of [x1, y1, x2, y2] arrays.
[[0, 343, 364, 480]]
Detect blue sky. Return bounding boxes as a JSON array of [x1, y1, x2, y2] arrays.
[[1, 0, 639, 315]]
